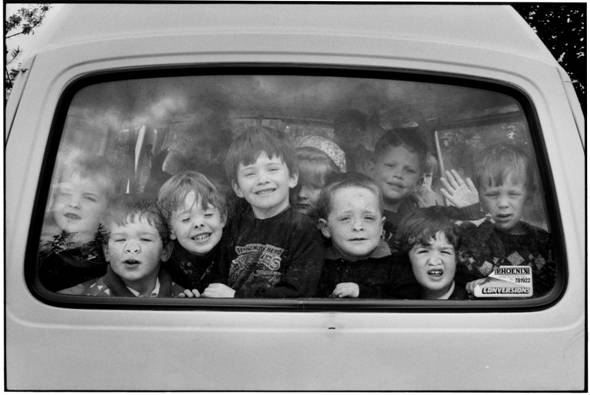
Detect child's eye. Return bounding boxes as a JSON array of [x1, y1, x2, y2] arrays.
[[485, 192, 499, 198], [415, 248, 429, 254], [113, 238, 126, 243], [83, 195, 97, 202], [180, 217, 191, 223], [140, 238, 153, 242], [441, 249, 455, 256], [509, 192, 523, 197], [337, 216, 351, 222], [363, 215, 376, 222], [404, 167, 417, 174], [204, 212, 214, 218]]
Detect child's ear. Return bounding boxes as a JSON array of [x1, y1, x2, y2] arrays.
[[169, 228, 177, 240], [232, 181, 244, 198], [161, 241, 173, 262], [318, 218, 331, 239], [288, 170, 299, 189]]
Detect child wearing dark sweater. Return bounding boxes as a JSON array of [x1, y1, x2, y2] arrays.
[[157, 170, 228, 295], [316, 173, 418, 298], [457, 144, 556, 297], [203, 128, 324, 298]]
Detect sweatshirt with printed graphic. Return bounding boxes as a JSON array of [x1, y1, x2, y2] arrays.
[[218, 206, 324, 298]]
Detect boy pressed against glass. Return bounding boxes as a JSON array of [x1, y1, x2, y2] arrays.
[[316, 173, 419, 298], [369, 129, 483, 249], [204, 128, 324, 298], [397, 207, 465, 300], [157, 171, 227, 296], [60, 194, 184, 297], [457, 144, 556, 296], [39, 155, 116, 292]]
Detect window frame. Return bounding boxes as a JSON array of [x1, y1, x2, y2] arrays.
[[25, 64, 568, 312]]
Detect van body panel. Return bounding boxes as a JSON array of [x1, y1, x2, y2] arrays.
[[6, 4, 585, 390]]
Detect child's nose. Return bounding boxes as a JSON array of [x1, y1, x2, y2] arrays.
[[352, 219, 364, 231], [125, 241, 141, 253], [68, 195, 81, 208]]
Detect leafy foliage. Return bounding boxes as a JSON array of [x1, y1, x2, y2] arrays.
[[5, 4, 51, 98], [513, 4, 586, 110]]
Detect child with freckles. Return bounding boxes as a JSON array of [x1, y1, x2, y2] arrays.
[[157, 171, 228, 296], [316, 173, 419, 298]]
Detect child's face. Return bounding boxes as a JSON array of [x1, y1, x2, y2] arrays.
[[479, 173, 527, 234], [296, 183, 322, 216], [233, 152, 298, 219], [52, 173, 109, 235], [319, 186, 385, 260], [371, 145, 421, 207], [170, 191, 226, 255], [409, 231, 456, 298], [104, 216, 170, 286]]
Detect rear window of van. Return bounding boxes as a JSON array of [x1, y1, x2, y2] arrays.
[[29, 67, 564, 309]]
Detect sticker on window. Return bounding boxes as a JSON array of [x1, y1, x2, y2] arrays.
[[473, 266, 533, 297]]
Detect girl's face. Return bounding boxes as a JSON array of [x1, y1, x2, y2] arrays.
[[295, 164, 332, 216]]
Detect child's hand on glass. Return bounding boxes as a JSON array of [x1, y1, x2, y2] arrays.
[[178, 289, 200, 298], [465, 278, 487, 295], [440, 169, 479, 208], [331, 282, 360, 298], [415, 173, 443, 207], [202, 283, 236, 298]]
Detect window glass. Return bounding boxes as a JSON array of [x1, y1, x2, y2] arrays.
[[36, 72, 558, 304]]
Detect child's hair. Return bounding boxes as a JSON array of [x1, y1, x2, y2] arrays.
[[396, 207, 459, 253], [57, 154, 117, 199], [101, 194, 169, 244], [224, 127, 298, 185], [157, 170, 227, 221], [473, 143, 534, 193], [296, 146, 340, 189], [373, 128, 428, 172], [316, 172, 383, 219]]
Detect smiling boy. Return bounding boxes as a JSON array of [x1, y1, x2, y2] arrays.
[[203, 128, 324, 298], [60, 194, 183, 297], [157, 171, 227, 295]]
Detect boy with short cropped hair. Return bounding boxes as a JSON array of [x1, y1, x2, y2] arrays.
[[39, 155, 117, 292], [369, 128, 483, 249], [203, 128, 324, 298], [397, 207, 465, 300], [60, 194, 184, 297], [157, 170, 227, 295], [316, 173, 419, 298], [457, 144, 556, 296]]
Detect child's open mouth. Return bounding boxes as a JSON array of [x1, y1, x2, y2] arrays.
[[191, 232, 211, 242], [123, 259, 141, 266], [427, 268, 444, 277]]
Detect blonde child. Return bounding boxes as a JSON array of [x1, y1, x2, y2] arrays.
[[39, 155, 116, 291], [157, 171, 227, 295]]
